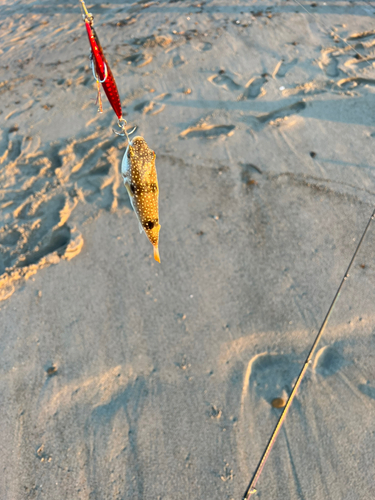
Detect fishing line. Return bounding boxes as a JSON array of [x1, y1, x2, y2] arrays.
[[242, 2, 375, 497]]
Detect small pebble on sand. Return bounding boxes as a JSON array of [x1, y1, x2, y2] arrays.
[[271, 397, 286, 408]]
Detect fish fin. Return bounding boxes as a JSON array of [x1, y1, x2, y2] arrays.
[[139, 222, 143, 234], [124, 184, 136, 212], [153, 246, 160, 263], [130, 197, 136, 212]]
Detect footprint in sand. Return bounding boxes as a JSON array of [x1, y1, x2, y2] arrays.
[[257, 101, 306, 125], [319, 50, 343, 78], [344, 55, 375, 70], [239, 76, 267, 100], [134, 100, 165, 115], [193, 41, 212, 52], [1, 132, 22, 163], [0, 128, 128, 301], [245, 346, 348, 405], [208, 71, 241, 91], [4, 99, 34, 121], [325, 55, 341, 77], [172, 53, 185, 67], [240, 162, 262, 187], [312, 346, 346, 378], [134, 93, 171, 115], [247, 353, 301, 405], [84, 375, 151, 500], [348, 29, 375, 41], [314, 347, 375, 402], [337, 76, 375, 91], [241, 101, 306, 131], [132, 34, 173, 50], [274, 58, 298, 78], [358, 382, 375, 400], [125, 52, 153, 68], [21, 225, 72, 268], [180, 123, 235, 139], [283, 80, 329, 97]]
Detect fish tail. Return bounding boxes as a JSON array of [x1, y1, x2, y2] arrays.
[[153, 245, 160, 263]]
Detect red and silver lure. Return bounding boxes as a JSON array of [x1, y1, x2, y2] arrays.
[[80, 0, 126, 132]]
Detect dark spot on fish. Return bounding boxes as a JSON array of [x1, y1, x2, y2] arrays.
[[127, 149, 131, 159], [135, 183, 158, 194], [130, 183, 136, 194], [144, 221, 155, 230]]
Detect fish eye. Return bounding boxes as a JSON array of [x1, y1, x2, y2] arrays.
[[143, 221, 154, 230]]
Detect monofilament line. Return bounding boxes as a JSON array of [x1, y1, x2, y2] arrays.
[[242, 208, 375, 499]]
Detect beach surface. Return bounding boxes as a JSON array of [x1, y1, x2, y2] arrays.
[[1, 0, 375, 498]]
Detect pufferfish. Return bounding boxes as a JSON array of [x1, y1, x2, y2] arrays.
[[121, 136, 161, 262]]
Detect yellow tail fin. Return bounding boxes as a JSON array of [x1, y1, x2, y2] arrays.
[[153, 246, 160, 263]]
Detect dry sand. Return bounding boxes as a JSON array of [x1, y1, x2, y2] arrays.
[[1, 0, 375, 498]]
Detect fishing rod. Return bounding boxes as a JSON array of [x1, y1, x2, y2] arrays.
[[242, 208, 374, 499], [242, 1, 375, 496]]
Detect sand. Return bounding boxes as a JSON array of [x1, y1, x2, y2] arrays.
[[1, 0, 375, 498]]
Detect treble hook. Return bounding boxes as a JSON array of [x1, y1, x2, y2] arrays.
[[113, 118, 137, 143]]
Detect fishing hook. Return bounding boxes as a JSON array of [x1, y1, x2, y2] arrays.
[[90, 56, 108, 84], [113, 118, 137, 143]]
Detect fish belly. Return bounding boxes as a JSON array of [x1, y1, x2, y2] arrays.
[[121, 149, 131, 177]]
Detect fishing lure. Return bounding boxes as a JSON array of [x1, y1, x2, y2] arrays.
[[80, 0, 123, 122], [121, 136, 161, 263]]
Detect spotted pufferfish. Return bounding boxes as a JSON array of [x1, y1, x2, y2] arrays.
[[121, 136, 161, 262]]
